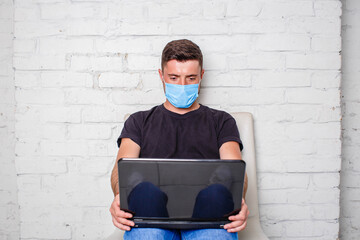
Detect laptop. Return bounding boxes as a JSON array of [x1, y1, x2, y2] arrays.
[[118, 158, 246, 229]]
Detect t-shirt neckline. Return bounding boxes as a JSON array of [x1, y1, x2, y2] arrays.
[[159, 104, 205, 119]]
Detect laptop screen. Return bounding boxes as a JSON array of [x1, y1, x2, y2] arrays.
[[118, 158, 246, 221]]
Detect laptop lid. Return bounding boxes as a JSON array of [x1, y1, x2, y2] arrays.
[[118, 158, 246, 229]]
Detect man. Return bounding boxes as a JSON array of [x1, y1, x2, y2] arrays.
[[110, 39, 249, 239]]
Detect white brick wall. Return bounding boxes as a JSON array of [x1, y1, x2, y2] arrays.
[[0, 0, 346, 239], [340, 0, 360, 239], [0, 0, 19, 239]]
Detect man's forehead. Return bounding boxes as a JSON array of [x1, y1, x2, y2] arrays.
[[163, 59, 201, 72]]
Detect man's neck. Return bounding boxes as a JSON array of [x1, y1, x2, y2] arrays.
[[163, 100, 200, 115]]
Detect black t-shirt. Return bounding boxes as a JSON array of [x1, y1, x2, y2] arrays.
[[117, 104, 243, 159]]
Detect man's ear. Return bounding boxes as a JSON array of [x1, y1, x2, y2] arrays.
[[158, 69, 165, 92], [158, 69, 163, 80], [198, 69, 204, 94]]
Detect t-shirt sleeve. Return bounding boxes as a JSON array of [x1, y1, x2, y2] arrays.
[[217, 113, 244, 151], [117, 114, 142, 148]]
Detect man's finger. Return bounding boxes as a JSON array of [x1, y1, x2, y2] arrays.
[[115, 208, 132, 219], [227, 220, 247, 233], [112, 217, 131, 231]]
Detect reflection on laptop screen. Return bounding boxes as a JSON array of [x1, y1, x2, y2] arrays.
[[118, 159, 245, 221]]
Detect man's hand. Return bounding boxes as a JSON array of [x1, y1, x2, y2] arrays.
[[224, 198, 249, 232], [110, 194, 135, 231]]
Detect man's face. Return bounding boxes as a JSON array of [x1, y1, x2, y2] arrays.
[[158, 59, 204, 86]]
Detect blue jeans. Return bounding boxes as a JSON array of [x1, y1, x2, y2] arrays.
[[124, 182, 237, 239], [124, 228, 238, 240]]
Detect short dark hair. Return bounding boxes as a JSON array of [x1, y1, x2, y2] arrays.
[[161, 39, 203, 71]]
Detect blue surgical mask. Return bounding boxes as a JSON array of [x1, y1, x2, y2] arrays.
[[164, 82, 199, 108]]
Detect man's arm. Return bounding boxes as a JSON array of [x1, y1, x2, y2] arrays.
[[110, 138, 140, 231], [219, 141, 248, 198], [111, 138, 141, 195], [219, 141, 249, 233]]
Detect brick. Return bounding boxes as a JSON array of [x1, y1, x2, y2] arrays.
[[15, 120, 42, 139], [88, 140, 112, 157], [20, 222, 71, 239], [70, 55, 123, 72], [284, 220, 339, 237], [111, 89, 165, 105], [230, 18, 286, 34], [82, 105, 118, 123], [65, 88, 109, 105], [115, 22, 168, 36], [73, 222, 114, 240], [20, 206, 80, 224], [40, 2, 107, 19], [253, 71, 311, 88], [67, 124, 112, 140], [312, 173, 340, 189], [14, 21, 65, 38], [192, 35, 252, 53], [202, 71, 251, 87], [0, 19, 13, 33], [287, 52, 341, 70], [0, 88, 14, 104], [316, 137, 341, 156], [284, 155, 341, 172], [226, 1, 262, 17], [260, 1, 314, 18], [40, 71, 93, 87], [261, 204, 312, 220], [285, 122, 341, 140], [39, 38, 94, 54], [0, 33, 12, 49], [199, 88, 284, 105], [41, 140, 88, 156], [95, 38, 152, 54], [258, 173, 310, 189], [289, 17, 341, 34], [286, 88, 340, 106], [223, 53, 247, 71], [42, 124, 67, 140], [203, 1, 226, 18], [15, 88, 64, 104], [170, 19, 228, 35], [341, 172, 360, 188], [247, 53, 285, 70], [108, 2, 146, 20], [98, 72, 140, 88], [147, 2, 202, 20], [75, 156, 113, 175], [15, 140, 41, 156], [312, 35, 341, 52], [68, 19, 108, 36], [312, 204, 340, 220], [140, 71, 163, 91], [13, 39, 36, 53], [311, 71, 341, 89], [15, 156, 67, 174], [255, 34, 310, 51], [314, 1, 342, 17], [261, 221, 283, 237], [13, 54, 66, 70], [203, 53, 228, 70], [0, 5, 13, 19], [127, 55, 160, 71], [40, 106, 82, 123], [14, 71, 40, 88], [14, 7, 40, 21]]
